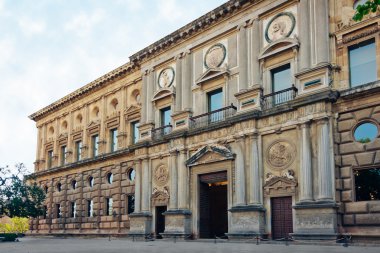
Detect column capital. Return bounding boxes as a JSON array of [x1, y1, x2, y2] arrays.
[[169, 148, 179, 155], [316, 117, 330, 125], [182, 49, 191, 57], [174, 53, 184, 60], [298, 120, 311, 129]]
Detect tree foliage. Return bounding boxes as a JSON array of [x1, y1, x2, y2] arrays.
[[353, 0, 380, 21], [0, 217, 29, 233], [0, 163, 45, 218]]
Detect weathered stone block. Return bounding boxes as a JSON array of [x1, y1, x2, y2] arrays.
[[340, 132, 352, 143], [368, 201, 380, 213], [355, 213, 380, 225], [345, 202, 368, 213], [341, 155, 357, 166], [339, 142, 363, 154], [343, 214, 355, 225], [339, 113, 354, 120], [342, 190, 353, 202], [338, 120, 355, 132], [366, 139, 380, 151], [353, 108, 372, 121], [340, 167, 352, 178], [374, 151, 380, 163], [356, 152, 375, 166], [343, 179, 352, 190], [335, 179, 342, 190], [293, 207, 337, 235]]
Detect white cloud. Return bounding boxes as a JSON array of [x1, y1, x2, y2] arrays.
[[157, 0, 188, 22], [18, 18, 46, 36], [0, 38, 14, 67], [64, 9, 106, 37], [121, 0, 143, 11]]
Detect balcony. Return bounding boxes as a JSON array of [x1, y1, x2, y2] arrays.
[[189, 104, 237, 129], [261, 85, 298, 110], [151, 124, 172, 140]]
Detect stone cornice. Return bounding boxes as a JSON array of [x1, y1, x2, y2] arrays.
[[129, 0, 260, 63], [29, 62, 138, 122]]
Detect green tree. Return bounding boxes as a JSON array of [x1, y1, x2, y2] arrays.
[[353, 0, 380, 21], [0, 163, 45, 218]]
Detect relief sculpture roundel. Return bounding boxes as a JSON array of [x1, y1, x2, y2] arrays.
[[158, 67, 175, 88], [265, 12, 296, 43], [154, 165, 169, 186], [267, 140, 295, 170], [204, 43, 226, 69]]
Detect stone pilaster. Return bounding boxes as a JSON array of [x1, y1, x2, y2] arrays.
[[299, 0, 311, 70], [181, 51, 192, 111], [141, 71, 148, 124], [238, 22, 248, 91], [317, 118, 333, 201], [175, 54, 183, 112], [134, 160, 141, 213], [169, 150, 178, 210], [141, 158, 150, 212], [146, 70, 155, 123], [250, 19, 260, 86], [299, 122, 313, 202], [177, 150, 189, 210], [233, 137, 246, 206], [312, 0, 329, 65], [249, 134, 261, 205]]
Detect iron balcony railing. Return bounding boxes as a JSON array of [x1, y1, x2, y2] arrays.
[[261, 85, 298, 110], [151, 124, 172, 140], [189, 104, 237, 129]]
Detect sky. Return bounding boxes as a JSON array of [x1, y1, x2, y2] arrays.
[[0, 0, 226, 173]]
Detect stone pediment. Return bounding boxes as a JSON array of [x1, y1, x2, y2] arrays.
[[125, 105, 141, 121], [87, 120, 100, 128], [151, 186, 169, 206], [152, 87, 175, 102], [259, 37, 299, 60], [186, 144, 234, 166], [264, 172, 297, 196], [195, 67, 229, 86]]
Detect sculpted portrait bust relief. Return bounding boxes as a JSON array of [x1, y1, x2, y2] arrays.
[[265, 12, 296, 43]]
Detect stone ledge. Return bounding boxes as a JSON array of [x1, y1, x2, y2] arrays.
[[294, 201, 339, 209], [229, 205, 265, 212], [290, 233, 338, 240], [163, 209, 192, 215], [128, 212, 152, 218]]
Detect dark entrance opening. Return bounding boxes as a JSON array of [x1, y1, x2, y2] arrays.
[[155, 206, 167, 238], [271, 196, 293, 239], [199, 171, 228, 238]]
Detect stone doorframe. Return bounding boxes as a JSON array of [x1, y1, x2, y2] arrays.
[[189, 160, 234, 239], [263, 175, 298, 239]]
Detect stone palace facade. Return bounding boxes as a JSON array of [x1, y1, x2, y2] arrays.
[[29, 0, 380, 241]]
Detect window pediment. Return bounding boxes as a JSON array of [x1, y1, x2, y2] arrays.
[[195, 67, 229, 86], [152, 86, 175, 102], [259, 37, 299, 60]]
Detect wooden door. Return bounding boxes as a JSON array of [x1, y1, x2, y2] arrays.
[[271, 197, 293, 239]]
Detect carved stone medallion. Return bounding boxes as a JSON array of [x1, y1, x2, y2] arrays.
[[158, 67, 175, 88], [204, 43, 226, 69], [153, 165, 169, 186], [265, 12, 296, 43], [266, 140, 295, 170]]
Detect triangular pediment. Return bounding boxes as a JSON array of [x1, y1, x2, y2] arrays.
[[87, 120, 100, 128], [195, 67, 229, 86], [186, 144, 234, 166], [259, 37, 299, 60], [125, 105, 140, 115], [264, 176, 297, 188], [152, 87, 175, 102], [58, 133, 68, 140]]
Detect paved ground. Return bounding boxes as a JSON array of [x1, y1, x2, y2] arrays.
[[0, 237, 379, 253]]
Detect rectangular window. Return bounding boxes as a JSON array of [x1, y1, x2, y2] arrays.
[[87, 200, 94, 217], [47, 150, 53, 169], [75, 141, 82, 161], [61, 145, 67, 165], [127, 195, 135, 214], [106, 198, 113, 216], [131, 121, 140, 144], [70, 202, 77, 218], [207, 88, 223, 122], [92, 135, 99, 157], [349, 39, 377, 87], [56, 204, 61, 218], [271, 64, 292, 104], [160, 107, 171, 135], [110, 128, 118, 152], [354, 168, 380, 201]]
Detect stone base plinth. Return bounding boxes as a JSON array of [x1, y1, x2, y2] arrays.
[[128, 212, 152, 236], [171, 110, 192, 131], [138, 123, 155, 141], [227, 205, 265, 238], [292, 202, 339, 240], [161, 209, 192, 238]]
